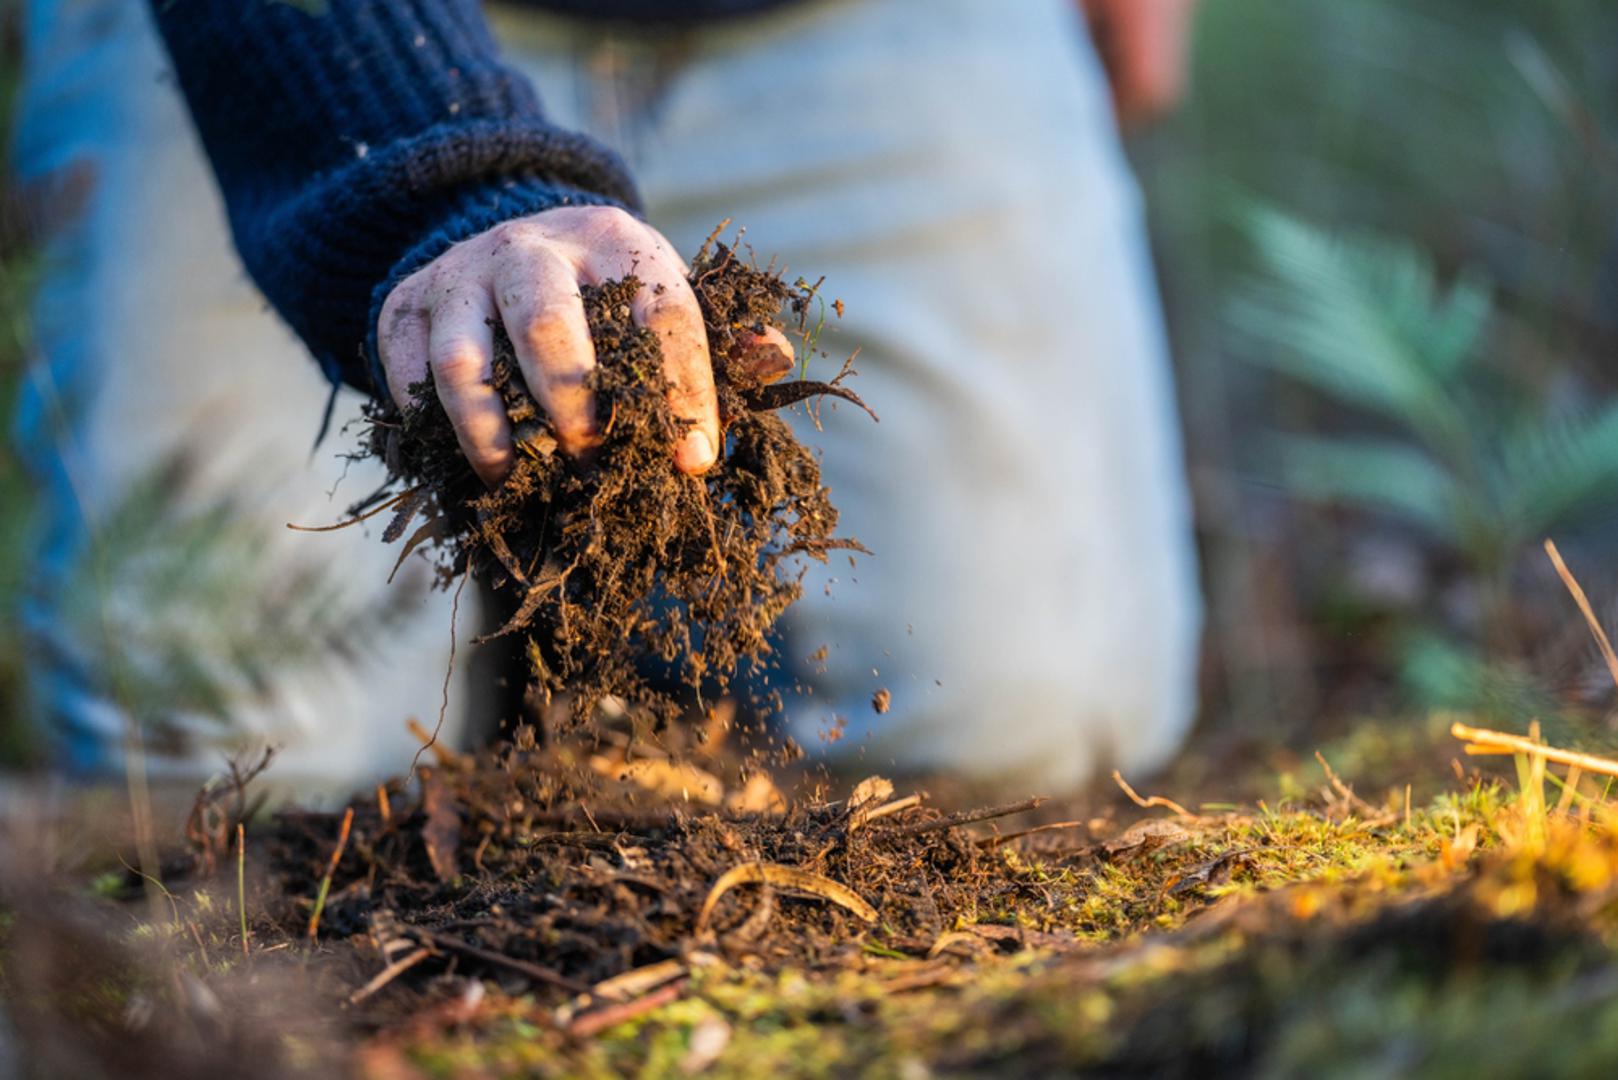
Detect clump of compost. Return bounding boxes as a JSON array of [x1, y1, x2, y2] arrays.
[[364, 235, 872, 732]]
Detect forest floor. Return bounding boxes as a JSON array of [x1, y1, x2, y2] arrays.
[[6, 708, 1618, 1079]]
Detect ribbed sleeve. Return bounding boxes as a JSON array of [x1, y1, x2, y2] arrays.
[[148, 0, 641, 392], [526, 0, 798, 22]]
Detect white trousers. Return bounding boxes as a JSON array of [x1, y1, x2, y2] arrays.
[[17, 0, 1201, 792]]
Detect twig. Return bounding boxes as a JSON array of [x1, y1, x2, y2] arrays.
[[975, 820, 1088, 849], [1545, 539, 1618, 690], [237, 823, 249, 960], [848, 794, 922, 833], [565, 979, 686, 1039], [409, 928, 589, 993], [890, 797, 1047, 837], [1451, 721, 1618, 780], [376, 784, 391, 826], [1112, 771, 1193, 818], [307, 807, 355, 942], [1314, 751, 1380, 818], [347, 947, 431, 1005]]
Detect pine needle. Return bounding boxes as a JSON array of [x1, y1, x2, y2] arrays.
[[1544, 538, 1618, 690], [1451, 721, 1618, 780], [306, 806, 354, 942], [237, 822, 249, 959]]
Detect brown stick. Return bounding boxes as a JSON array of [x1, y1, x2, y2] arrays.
[[1112, 771, 1193, 818], [409, 929, 589, 994], [891, 797, 1046, 837], [976, 820, 1089, 848], [347, 947, 431, 1005], [1451, 721, 1618, 780], [849, 794, 923, 833], [565, 980, 686, 1039]]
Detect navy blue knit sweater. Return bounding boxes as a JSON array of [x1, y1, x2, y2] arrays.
[[149, 0, 770, 392]]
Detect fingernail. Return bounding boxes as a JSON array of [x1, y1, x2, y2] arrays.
[[680, 428, 716, 472]]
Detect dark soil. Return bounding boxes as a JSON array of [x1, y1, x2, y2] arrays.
[[259, 733, 1045, 1007], [363, 235, 873, 736]]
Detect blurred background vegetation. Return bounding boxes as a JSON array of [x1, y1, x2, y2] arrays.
[[1140, 0, 1618, 744], [0, 13, 37, 766], [4, 1, 1618, 768]]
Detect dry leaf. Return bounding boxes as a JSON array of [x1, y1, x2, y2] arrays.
[[420, 769, 461, 883], [697, 863, 878, 930], [1102, 818, 1193, 858], [848, 776, 894, 811]]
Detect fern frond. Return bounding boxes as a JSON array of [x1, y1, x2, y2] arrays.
[[1272, 434, 1463, 542], [1494, 404, 1618, 542], [63, 455, 420, 744], [1232, 207, 1491, 460]]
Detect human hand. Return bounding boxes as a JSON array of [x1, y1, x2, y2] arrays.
[[1080, 0, 1200, 129], [378, 206, 793, 486]]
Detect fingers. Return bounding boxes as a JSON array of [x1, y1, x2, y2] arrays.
[[377, 289, 432, 408], [377, 207, 735, 485], [427, 283, 512, 486], [579, 215, 719, 475], [637, 280, 719, 474], [493, 244, 600, 457]]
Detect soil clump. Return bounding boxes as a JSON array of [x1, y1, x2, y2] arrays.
[[363, 234, 872, 735]]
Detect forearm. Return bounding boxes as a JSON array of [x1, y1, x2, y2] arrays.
[[148, 0, 639, 391]]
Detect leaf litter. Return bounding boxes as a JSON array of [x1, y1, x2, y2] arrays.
[[16, 240, 1618, 1077]]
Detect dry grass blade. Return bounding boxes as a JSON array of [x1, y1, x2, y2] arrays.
[[696, 862, 878, 930], [236, 822, 249, 960], [348, 947, 431, 1005], [1112, 771, 1193, 818], [1314, 751, 1381, 818], [1545, 538, 1618, 690], [566, 980, 686, 1039], [557, 959, 688, 1028], [306, 806, 354, 942], [585, 959, 688, 1005], [1450, 721, 1618, 780]]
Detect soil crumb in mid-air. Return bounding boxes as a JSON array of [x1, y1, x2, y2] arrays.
[[364, 232, 875, 735]]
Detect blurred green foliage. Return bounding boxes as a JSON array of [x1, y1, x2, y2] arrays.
[[0, 15, 414, 769], [0, 20, 38, 765], [1143, 0, 1618, 729]]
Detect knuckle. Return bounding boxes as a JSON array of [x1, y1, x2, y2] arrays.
[[430, 342, 486, 386], [469, 444, 513, 478], [586, 205, 638, 236], [523, 304, 579, 356], [486, 218, 528, 247], [641, 292, 701, 334]]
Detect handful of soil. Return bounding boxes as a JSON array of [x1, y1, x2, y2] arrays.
[[365, 235, 873, 733]]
